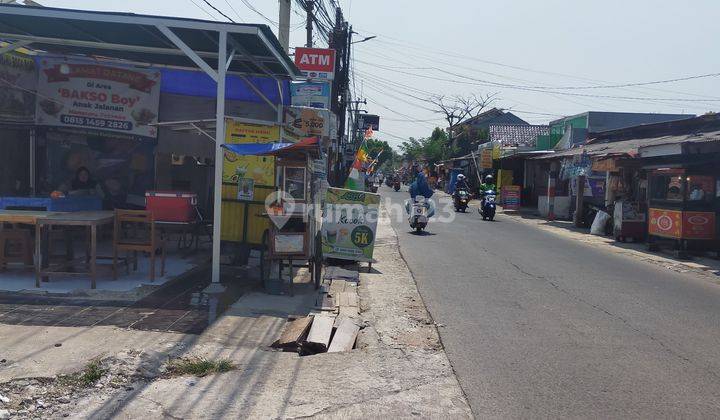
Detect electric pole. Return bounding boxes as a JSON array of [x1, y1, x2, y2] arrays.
[[278, 0, 291, 53], [305, 0, 314, 47]]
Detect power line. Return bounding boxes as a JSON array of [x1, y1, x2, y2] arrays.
[[187, 0, 218, 20], [355, 30, 720, 101], [201, 0, 234, 22], [222, 0, 246, 22], [239, 0, 279, 26], [356, 59, 720, 103]]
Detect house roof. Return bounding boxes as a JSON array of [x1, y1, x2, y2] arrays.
[[489, 124, 549, 147], [0, 4, 301, 78], [457, 108, 527, 128]]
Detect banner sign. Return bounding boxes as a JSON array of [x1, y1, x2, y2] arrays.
[[358, 114, 380, 131], [480, 148, 493, 169], [290, 81, 330, 109], [0, 52, 36, 123], [284, 106, 330, 138], [322, 187, 380, 262], [36, 58, 161, 138], [294, 47, 336, 81], [223, 120, 279, 185], [501, 185, 521, 210]]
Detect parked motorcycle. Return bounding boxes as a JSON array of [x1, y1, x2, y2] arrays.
[[454, 188, 470, 212], [479, 190, 497, 221], [408, 196, 429, 233]]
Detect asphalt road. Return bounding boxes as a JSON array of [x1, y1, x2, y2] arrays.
[[383, 186, 720, 418]]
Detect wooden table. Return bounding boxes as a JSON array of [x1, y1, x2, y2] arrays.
[[35, 211, 115, 289], [0, 210, 56, 225]]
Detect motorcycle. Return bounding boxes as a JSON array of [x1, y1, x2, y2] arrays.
[[408, 196, 429, 233], [453, 188, 470, 212], [393, 180, 401, 191], [479, 190, 497, 221]]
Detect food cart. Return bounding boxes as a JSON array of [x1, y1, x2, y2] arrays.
[[647, 168, 717, 256], [223, 137, 325, 295]]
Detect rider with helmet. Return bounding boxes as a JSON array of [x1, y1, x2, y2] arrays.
[[479, 174, 496, 194]]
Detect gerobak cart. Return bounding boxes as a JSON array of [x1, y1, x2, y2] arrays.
[[224, 137, 324, 295], [647, 168, 717, 257]]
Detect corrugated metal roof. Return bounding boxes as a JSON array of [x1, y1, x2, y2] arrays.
[[532, 130, 720, 160]]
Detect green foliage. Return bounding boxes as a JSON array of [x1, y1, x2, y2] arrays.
[[79, 360, 107, 385], [166, 357, 237, 377], [365, 138, 391, 167], [397, 127, 451, 166]]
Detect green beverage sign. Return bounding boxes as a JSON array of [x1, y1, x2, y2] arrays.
[[321, 187, 380, 262]]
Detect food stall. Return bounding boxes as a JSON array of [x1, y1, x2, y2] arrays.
[[223, 137, 325, 295], [647, 168, 716, 256]]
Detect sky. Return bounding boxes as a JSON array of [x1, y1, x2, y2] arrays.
[[46, 0, 720, 147]]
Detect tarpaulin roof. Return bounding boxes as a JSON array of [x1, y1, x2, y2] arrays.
[[159, 68, 290, 105], [222, 137, 318, 155]]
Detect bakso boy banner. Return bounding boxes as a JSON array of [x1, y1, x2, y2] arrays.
[[36, 58, 161, 138]]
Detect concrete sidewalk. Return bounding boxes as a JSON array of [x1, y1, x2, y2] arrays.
[[0, 204, 471, 419]]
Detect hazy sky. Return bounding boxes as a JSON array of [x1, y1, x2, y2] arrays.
[[48, 0, 720, 147]]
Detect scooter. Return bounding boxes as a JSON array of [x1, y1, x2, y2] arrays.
[[408, 196, 429, 233], [479, 190, 496, 221], [454, 188, 470, 212], [393, 180, 401, 191]]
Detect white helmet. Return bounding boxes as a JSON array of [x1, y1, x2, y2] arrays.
[[457, 174, 466, 181]]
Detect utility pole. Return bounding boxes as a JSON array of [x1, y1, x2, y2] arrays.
[[305, 0, 314, 47], [278, 0, 291, 53]]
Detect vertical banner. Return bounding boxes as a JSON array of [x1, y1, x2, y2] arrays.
[[501, 185, 521, 210], [480, 149, 493, 169], [322, 187, 380, 262], [35, 58, 161, 138]]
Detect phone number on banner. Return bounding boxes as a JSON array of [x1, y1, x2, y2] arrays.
[[60, 115, 133, 131]]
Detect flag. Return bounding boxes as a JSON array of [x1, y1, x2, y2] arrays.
[[344, 143, 370, 191]]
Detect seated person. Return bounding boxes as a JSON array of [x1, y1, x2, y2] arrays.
[[60, 167, 103, 197]]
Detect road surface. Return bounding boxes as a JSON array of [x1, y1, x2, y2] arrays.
[[384, 186, 720, 418]]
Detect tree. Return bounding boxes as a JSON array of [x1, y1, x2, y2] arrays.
[[364, 138, 392, 168], [429, 93, 497, 156], [397, 128, 450, 167]]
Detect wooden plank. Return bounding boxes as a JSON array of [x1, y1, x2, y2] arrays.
[[329, 279, 347, 294], [304, 314, 335, 352], [273, 316, 313, 348], [328, 318, 360, 353], [314, 293, 335, 311], [336, 291, 358, 308]]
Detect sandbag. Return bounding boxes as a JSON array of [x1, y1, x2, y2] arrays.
[[590, 210, 611, 235]]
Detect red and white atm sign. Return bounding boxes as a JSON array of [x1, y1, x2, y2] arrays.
[[294, 47, 336, 80]]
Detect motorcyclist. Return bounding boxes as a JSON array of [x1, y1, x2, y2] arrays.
[[406, 167, 436, 217], [454, 174, 470, 193], [479, 174, 496, 195]]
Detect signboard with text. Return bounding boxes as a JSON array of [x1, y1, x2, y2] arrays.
[[283, 106, 330, 138], [358, 114, 380, 131], [501, 185, 521, 210], [294, 47, 336, 81], [480, 149, 493, 169], [36, 58, 161, 138], [322, 187, 380, 262], [290, 81, 331, 109], [649, 209, 715, 240]]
